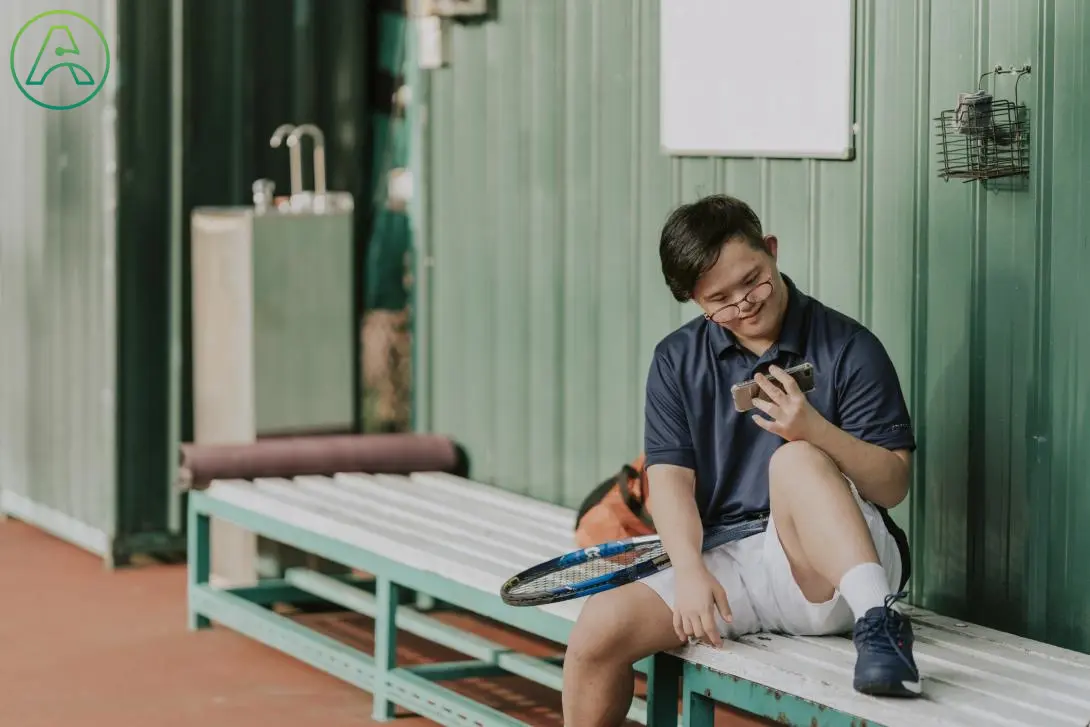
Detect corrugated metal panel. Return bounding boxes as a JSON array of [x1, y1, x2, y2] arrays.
[[114, 0, 185, 561], [418, 0, 1090, 652], [918, 0, 1084, 648], [1043, 0, 1090, 654], [0, 0, 189, 563], [916, 0, 976, 624], [0, 0, 120, 556]]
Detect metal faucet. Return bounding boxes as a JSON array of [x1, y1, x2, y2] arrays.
[[286, 123, 327, 196], [269, 123, 302, 198]]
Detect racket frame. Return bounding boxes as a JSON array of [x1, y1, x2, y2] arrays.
[[500, 517, 768, 608]]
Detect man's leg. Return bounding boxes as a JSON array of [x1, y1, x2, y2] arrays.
[[562, 581, 686, 727], [766, 440, 921, 697]]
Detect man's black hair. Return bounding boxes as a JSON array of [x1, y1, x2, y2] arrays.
[[658, 194, 766, 302]]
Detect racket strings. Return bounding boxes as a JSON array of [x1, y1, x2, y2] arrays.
[[506, 541, 666, 595]]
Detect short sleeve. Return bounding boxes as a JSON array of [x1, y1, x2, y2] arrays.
[[834, 329, 916, 452], [643, 350, 697, 469]]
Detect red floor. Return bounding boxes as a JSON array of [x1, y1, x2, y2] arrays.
[[0, 517, 771, 727]]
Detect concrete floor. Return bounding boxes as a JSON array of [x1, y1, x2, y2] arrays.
[[0, 517, 769, 727]]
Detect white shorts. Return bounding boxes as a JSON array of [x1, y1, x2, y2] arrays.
[[641, 485, 903, 638]]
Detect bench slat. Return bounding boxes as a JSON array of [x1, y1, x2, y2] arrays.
[[679, 636, 1035, 727], [214, 480, 517, 584], [332, 473, 573, 551], [295, 475, 565, 563], [408, 472, 577, 524], [257, 477, 567, 575], [392, 473, 575, 539], [251, 478, 531, 577], [907, 607, 1090, 669], [408, 472, 576, 528], [910, 625, 1090, 683], [783, 631, 1090, 724], [205, 479, 584, 627]]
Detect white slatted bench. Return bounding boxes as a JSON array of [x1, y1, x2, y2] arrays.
[[186, 472, 1090, 727]]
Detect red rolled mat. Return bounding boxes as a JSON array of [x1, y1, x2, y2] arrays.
[[177, 433, 467, 491]]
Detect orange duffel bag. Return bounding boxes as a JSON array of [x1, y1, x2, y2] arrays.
[[573, 454, 655, 547]]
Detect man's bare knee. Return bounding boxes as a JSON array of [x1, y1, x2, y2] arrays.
[[769, 440, 837, 479], [566, 584, 680, 668], [567, 597, 628, 667], [769, 441, 847, 506]]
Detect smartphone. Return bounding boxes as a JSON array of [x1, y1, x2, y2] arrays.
[[731, 362, 816, 413]]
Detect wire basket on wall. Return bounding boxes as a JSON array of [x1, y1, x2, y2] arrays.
[[934, 65, 1031, 184]]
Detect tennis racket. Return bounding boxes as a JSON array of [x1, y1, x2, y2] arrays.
[[499, 516, 769, 607]]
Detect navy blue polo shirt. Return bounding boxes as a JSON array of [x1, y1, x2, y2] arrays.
[[643, 275, 915, 582]]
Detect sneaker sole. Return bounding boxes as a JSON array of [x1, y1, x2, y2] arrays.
[[855, 679, 922, 698]]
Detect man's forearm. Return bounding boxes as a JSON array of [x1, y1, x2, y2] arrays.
[[646, 463, 707, 572], [805, 419, 911, 509]]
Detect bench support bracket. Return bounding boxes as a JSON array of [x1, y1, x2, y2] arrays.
[[681, 662, 884, 727], [373, 576, 401, 721], [186, 491, 656, 726], [187, 506, 211, 631]]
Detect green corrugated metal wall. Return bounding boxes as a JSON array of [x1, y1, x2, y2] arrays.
[[1040, 0, 1090, 653], [416, 0, 1090, 652], [0, 0, 379, 565], [0, 0, 118, 554], [0, 0, 169, 562]]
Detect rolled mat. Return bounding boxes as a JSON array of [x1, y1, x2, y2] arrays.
[[177, 433, 468, 491]]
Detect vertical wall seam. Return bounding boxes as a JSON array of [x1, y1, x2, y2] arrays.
[[910, 0, 933, 602], [630, 1, 643, 454], [1027, 0, 1056, 641], [806, 160, 817, 293], [590, 0, 602, 480], [555, 1, 567, 504], [759, 159, 771, 224], [858, 0, 875, 327], [967, 0, 991, 610]]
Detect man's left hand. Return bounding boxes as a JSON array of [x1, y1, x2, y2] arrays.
[[750, 365, 826, 442]]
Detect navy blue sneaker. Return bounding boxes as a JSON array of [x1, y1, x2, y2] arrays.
[[852, 592, 922, 697]]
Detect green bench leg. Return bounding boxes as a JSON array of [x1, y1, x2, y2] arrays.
[[682, 687, 715, 727], [187, 505, 211, 631], [646, 652, 681, 726], [372, 576, 401, 721]]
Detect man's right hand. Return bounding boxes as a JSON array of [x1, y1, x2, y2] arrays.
[[672, 563, 732, 648]]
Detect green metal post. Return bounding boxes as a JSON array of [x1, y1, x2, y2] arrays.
[[645, 652, 681, 726], [372, 576, 401, 721], [405, 6, 432, 436], [187, 504, 211, 630], [682, 687, 714, 727], [167, 0, 184, 537]]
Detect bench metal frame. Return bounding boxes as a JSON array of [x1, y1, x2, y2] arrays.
[[188, 490, 683, 726], [681, 662, 883, 727], [187, 487, 1090, 727], [187, 489, 890, 726]]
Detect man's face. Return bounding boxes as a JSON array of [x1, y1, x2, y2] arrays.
[[692, 235, 785, 340]]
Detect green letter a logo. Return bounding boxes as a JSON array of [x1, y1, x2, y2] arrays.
[[25, 25, 95, 87]]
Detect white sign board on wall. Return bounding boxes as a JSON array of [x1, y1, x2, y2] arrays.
[[660, 0, 856, 159]]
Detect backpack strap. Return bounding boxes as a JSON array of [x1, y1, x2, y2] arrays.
[[619, 461, 654, 528]]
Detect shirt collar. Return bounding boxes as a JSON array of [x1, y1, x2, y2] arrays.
[[712, 273, 810, 358]]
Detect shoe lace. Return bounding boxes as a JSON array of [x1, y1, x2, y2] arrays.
[[858, 591, 918, 678]]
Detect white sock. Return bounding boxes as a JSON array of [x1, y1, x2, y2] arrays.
[[838, 562, 891, 620]]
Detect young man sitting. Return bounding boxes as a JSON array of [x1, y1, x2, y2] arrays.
[[561, 195, 921, 726]]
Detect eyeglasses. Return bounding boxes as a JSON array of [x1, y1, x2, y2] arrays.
[[704, 278, 774, 324]]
